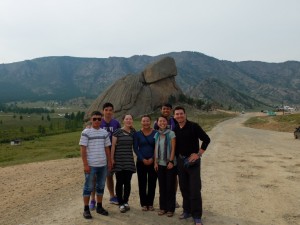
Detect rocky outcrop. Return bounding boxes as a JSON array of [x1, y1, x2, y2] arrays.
[[86, 57, 183, 119]]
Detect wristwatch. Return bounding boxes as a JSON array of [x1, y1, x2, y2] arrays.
[[168, 160, 174, 164], [197, 152, 202, 158]]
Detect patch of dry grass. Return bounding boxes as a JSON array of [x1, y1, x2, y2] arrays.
[[244, 113, 300, 132]]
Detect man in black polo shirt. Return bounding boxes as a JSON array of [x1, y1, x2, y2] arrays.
[[173, 106, 210, 225]]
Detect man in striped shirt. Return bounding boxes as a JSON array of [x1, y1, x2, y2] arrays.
[[79, 111, 112, 219]]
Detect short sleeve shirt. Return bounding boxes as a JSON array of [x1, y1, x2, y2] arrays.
[[79, 127, 111, 167]]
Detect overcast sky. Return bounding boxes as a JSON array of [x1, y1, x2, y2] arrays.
[[0, 0, 299, 64]]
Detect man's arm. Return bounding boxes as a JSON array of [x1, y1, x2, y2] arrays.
[[110, 136, 117, 166], [80, 145, 90, 173], [105, 146, 112, 171], [190, 123, 211, 161], [197, 124, 210, 152]]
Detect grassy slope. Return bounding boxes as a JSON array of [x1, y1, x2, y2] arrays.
[[244, 112, 300, 132], [0, 110, 236, 167], [0, 132, 81, 167]]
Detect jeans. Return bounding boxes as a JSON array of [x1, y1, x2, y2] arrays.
[[83, 166, 107, 197]]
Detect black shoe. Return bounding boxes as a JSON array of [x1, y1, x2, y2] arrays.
[[83, 210, 92, 219], [96, 207, 109, 216]]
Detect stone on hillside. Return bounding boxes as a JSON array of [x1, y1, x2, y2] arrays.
[[142, 57, 177, 83], [86, 57, 182, 119]]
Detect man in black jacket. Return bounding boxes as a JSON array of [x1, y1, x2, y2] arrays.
[[173, 106, 210, 225]]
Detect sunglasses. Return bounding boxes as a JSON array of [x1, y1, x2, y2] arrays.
[[92, 118, 102, 121]]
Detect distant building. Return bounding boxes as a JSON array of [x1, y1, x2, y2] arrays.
[[10, 139, 22, 145], [277, 105, 295, 113]]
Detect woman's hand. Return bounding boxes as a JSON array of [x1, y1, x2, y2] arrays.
[[167, 161, 174, 169], [143, 158, 154, 166], [154, 162, 158, 172], [111, 159, 115, 167]]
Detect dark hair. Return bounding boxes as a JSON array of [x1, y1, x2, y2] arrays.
[[141, 114, 151, 120], [156, 115, 168, 122], [174, 106, 185, 113], [122, 114, 133, 120], [91, 111, 103, 117], [162, 103, 172, 109], [102, 102, 114, 110]]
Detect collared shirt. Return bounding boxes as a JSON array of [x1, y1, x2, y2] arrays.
[[79, 127, 111, 167], [174, 120, 210, 157]]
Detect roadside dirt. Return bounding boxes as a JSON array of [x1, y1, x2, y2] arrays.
[[0, 113, 299, 225]]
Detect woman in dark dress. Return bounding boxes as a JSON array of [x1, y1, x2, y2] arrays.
[[111, 114, 136, 213]]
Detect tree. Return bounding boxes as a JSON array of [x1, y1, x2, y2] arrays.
[[70, 112, 75, 120], [195, 99, 205, 109], [168, 95, 176, 105], [20, 115, 23, 120], [47, 114, 51, 121], [20, 126, 24, 133], [38, 125, 46, 134], [179, 94, 187, 103]]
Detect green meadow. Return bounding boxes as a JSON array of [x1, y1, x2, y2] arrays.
[[0, 108, 236, 167]]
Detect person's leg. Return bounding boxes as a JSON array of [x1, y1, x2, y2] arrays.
[[188, 161, 202, 219], [178, 157, 191, 214], [147, 163, 158, 208], [82, 167, 96, 219], [157, 165, 167, 213], [115, 171, 125, 205], [166, 166, 176, 213], [106, 147, 118, 204], [95, 166, 109, 216], [175, 175, 180, 208], [89, 176, 96, 210], [123, 170, 133, 204], [106, 173, 118, 204], [136, 161, 147, 207]]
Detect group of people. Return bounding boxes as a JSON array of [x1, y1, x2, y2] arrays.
[[79, 102, 210, 225]]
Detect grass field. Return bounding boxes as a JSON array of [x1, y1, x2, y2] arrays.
[[0, 109, 236, 167], [0, 131, 81, 167], [244, 112, 300, 132]]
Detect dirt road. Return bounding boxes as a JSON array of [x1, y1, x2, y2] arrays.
[[0, 113, 299, 225]]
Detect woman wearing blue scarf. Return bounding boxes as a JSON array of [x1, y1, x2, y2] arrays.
[[154, 116, 176, 217]]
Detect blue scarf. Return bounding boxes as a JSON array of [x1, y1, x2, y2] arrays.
[[154, 129, 171, 162]]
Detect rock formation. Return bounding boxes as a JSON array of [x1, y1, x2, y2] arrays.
[[86, 57, 183, 119]]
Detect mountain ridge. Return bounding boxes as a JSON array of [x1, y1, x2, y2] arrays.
[[0, 51, 299, 109]]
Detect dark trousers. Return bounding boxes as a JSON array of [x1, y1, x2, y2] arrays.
[[157, 165, 177, 212], [136, 161, 157, 207], [178, 157, 202, 219], [115, 170, 133, 205]]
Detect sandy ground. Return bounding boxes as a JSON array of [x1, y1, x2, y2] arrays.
[[0, 113, 299, 225]]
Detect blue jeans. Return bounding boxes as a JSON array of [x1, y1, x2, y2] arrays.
[[83, 166, 107, 197]]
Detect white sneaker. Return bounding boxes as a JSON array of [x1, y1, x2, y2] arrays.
[[124, 203, 130, 211], [119, 205, 126, 213]]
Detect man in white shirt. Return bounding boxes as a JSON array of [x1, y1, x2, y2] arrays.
[[79, 111, 112, 219]]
